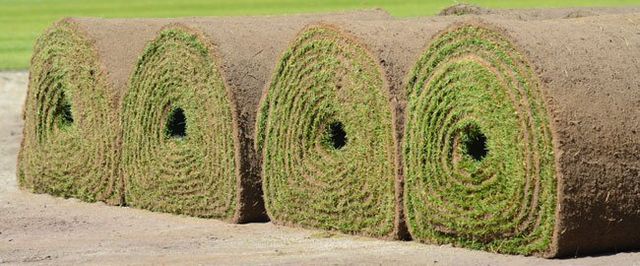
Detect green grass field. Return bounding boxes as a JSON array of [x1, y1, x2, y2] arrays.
[[1, 0, 639, 70]]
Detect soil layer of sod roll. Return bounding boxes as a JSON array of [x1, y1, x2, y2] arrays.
[[18, 19, 116, 201], [255, 19, 469, 239], [120, 11, 390, 222], [404, 14, 640, 257]]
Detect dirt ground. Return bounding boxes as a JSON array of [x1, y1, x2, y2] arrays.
[[1, 71, 639, 265]]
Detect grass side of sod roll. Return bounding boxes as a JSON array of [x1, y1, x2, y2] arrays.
[[122, 26, 239, 219], [18, 19, 122, 204], [256, 25, 397, 237], [403, 24, 557, 255]]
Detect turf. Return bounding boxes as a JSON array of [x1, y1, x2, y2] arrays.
[[255, 25, 397, 237], [1, 0, 639, 70], [122, 27, 238, 219], [403, 24, 556, 255], [18, 20, 122, 204]]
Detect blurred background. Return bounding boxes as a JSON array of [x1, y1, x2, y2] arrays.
[[1, 0, 639, 70]]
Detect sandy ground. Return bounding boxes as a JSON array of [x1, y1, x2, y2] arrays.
[[0, 71, 638, 265]]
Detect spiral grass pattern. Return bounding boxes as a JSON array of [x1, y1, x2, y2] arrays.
[[403, 24, 557, 255], [121, 26, 239, 219], [256, 25, 397, 237], [18, 20, 121, 204]]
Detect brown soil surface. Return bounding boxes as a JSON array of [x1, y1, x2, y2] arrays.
[[2, 71, 639, 265]]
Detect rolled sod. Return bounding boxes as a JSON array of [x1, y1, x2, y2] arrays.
[[254, 19, 462, 239], [120, 11, 390, 222], [17, 19, 126, 204], [403, 14, 640, 257]]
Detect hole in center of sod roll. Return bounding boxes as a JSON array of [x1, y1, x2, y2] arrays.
[[324, 121, 347, 150], [462, 125, 488, 161], [165, 107, 187, 139], [56, 90, 73, 128]]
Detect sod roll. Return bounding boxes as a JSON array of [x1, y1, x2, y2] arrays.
[[254, 19, 467, 239], [403, 14, 640, 257], [120, 11, 391, 222], [18, 19, 125, 204]]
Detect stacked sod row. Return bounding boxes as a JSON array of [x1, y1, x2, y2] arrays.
[[404, 15, 640, 257], [19, 9, 640, 257], [18, 10, 391, 223]]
